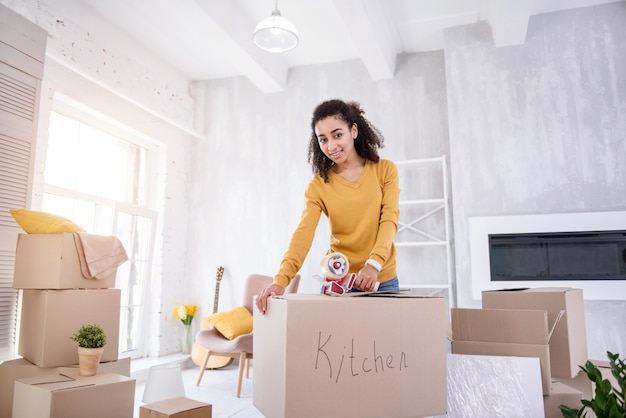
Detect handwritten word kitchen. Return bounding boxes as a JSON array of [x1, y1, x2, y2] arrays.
[[314, 331, 409, 383]]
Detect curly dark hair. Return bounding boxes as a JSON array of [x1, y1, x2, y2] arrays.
[[307, 99, 385, 182]]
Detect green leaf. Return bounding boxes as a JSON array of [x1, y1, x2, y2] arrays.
[[564, 351, 625, 418]]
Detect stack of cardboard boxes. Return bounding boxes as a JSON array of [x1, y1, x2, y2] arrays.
[[451, 287, 589, 417], [0, 233, 135, 418]]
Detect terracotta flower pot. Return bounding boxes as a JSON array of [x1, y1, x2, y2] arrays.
[[77, 346, 105, 376]]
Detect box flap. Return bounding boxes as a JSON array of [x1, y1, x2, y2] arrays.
[[482, 287, 576, 297], [484, 287, 530, 292], [279, 290, 442, 300], [141, 396, 210, 414], [524, 287, 574, 293], [547, 310, 565, 342], [17, 373, 75, 385], [16, 373, 97, 392], [348, 291, 443, 299], [452, 308, 550, 344]]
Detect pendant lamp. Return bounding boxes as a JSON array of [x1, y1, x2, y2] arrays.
[[253, 0, 299, 53]]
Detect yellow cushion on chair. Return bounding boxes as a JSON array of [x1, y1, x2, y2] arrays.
[[10, 209, 85, 233], [205, 306, 253, 340]]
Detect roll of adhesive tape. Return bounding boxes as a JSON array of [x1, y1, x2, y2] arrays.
[[320, 252, 350, 280]]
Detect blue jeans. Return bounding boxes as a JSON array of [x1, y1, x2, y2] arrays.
[[377, 277, 399, 291]]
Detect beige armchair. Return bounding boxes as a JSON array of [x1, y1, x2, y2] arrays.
[[195, 273, 300, 397]]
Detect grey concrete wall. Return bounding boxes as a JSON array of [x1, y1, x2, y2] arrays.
[[444, 2, 626, 359]]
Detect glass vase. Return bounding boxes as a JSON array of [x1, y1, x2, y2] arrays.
[[182, 324, 193, 354]]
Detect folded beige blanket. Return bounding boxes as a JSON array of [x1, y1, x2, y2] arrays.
[[73, 232, 129, 280]]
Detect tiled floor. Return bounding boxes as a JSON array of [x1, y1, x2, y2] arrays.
[[132, 354, 263, 418]]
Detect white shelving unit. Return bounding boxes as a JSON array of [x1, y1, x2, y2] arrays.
[[394, 156, 456, 307]]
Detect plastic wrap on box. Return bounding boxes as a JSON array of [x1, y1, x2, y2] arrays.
[[434, 353, 544, 418]]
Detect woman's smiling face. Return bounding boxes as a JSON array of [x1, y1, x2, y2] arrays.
[[315, 115, 358, 164]]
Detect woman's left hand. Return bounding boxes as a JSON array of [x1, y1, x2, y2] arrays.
[[356, 264, 379, 291]]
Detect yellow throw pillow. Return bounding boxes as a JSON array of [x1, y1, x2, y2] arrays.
[[10, 208, 85, 234], [205, 306, 253, 340]]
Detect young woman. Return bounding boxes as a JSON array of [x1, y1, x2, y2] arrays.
[[256, 99, 400, 314]]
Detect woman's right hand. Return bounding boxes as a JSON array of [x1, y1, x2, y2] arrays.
[[256, 284, 285, 315]]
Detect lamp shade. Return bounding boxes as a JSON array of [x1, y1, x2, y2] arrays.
[[253, 8, 299, 53], [142, 363, 185, 403]]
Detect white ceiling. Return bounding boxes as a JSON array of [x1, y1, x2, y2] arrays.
[[79, 0, 621, 93]]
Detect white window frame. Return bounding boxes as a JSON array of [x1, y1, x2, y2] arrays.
[[43, 97, 161, 359]]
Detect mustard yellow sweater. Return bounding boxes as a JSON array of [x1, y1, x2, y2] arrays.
[[274, 159, 400, 288]]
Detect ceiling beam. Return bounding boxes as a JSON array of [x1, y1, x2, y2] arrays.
[[195, 0, 290, 93], [488, 0, 531, 47], [331, 0, 402, 80]]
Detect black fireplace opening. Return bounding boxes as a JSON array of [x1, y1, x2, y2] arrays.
[[489, 230, 626, 281]]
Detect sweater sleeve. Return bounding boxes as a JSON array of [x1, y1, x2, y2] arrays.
[[368, 161, 400, 266], [273, 181, 323, 288]]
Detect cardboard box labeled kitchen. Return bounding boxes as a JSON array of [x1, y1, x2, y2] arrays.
[[0, 357, 130, 418], [253, 293, 448, 418], [451, 307, 562, 394], [140, 397, 212, 418], [13, 233, 117, 289], [18, 289, 120, 367], [12, 371, 135, 418], [482, 287, 587, 379]]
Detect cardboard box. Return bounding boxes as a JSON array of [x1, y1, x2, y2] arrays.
[[543, 381, 583, 418], [12, 371, 135, 418], [253, 293, 448, 418], [554, 359, 619, 400], [482, 287, 587, 378], [451, 307, 560, 394], [13, 233, 117, 289], [140, 397, 212, 417], [553, 369, 593, 400], [18, 289, 120, 367], [0, 357, 130, 418]]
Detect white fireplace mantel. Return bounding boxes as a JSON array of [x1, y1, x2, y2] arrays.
[[469, 211, 626, 300]]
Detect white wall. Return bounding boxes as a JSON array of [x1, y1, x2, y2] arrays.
[[0, 0, 199, 356]]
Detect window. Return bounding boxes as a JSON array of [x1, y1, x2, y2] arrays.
[[43, 110, 158, 358]]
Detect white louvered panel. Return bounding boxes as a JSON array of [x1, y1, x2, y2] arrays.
[[0, 61, 38, 134], [0, 71, 36, 121], [0, 4, 47, 356], [0, 252, 18, 346], [0, 135, 30, 229]]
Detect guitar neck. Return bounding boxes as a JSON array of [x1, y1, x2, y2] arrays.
[[212, 282, 220, 314], [212, 266, 224, 314]]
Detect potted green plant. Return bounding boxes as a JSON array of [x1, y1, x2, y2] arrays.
[[70, 324, 107, 376], [560, 351, 625, 418]]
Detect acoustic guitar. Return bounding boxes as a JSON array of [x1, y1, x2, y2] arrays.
[[190, 266, 233, 369]]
